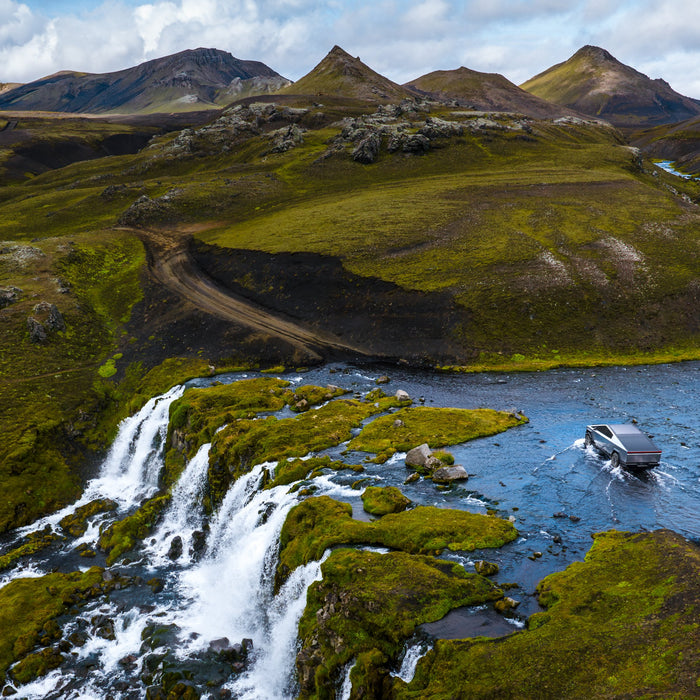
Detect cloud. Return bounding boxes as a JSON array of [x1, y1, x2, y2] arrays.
[[0, 0, 698, 99]]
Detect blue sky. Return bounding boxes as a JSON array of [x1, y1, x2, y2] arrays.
[[2, 0, 700, 98]]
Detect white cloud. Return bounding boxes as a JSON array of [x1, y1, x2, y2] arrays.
[[0, 0, 698, 99]]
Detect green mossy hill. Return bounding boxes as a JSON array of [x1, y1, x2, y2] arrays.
[[98, 494, 171, 565], [396, 529, 700, 699], [58, 498, 117, 537], [205, 393, 400, 511], [0, 231, 146, 533], [296, 548, 502, 699], [277, 496, 517, 587], [0, 567, 104, 682], [268, 455, 363, 489], [349, 407, 527, 457], [361, 486, 411, 515]]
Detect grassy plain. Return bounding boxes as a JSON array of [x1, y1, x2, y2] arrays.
[[1, 98, 700, 530]]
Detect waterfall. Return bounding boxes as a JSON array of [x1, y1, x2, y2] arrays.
[[145, 440, 212, 566], [2, 383, 360, 699]]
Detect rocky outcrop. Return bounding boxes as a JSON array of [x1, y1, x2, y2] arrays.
[[352, 131, 381, 163], [432, 465, 469, 483], [27, 302, 66, 344], [268, 124, 305, 154], [118, 191, 182, 226], [0, 285, 22, 308]]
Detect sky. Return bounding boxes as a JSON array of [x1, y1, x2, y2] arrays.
[[2, 0, 700, 98]]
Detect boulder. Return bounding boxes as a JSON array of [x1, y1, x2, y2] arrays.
[[405, 443, 431, 468], [375, 375, 390, 384], [425, 455, 442, 472], [402, 133, 430, 154], [395, 389, 411, 402], [352, 131, 381, 164], [0, 285, 22, 308], [27, 302, 65, 343], [495, 596, 520, 613], [475, 560, 500, 577], [167, 536, 183, 561], [189, 530, 207, 561], [27, 317, 47, 344], [431, 465, 468, 483]]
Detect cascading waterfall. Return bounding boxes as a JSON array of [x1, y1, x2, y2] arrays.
[[145, 440, 212, 566], [4, 385, 355, 699]]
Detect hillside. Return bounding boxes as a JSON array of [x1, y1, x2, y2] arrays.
[[0, 48, 290, 114], [405, 66, 576, 119], [278, 45, 415, 102], [521, 45, 700, 127], [631, 116, 700, 175]]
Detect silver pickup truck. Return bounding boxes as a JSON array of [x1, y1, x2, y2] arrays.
[[585, 423, 661, 470]]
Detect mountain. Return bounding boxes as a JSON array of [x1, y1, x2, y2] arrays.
[[521, 45, 700, 127], [0, 48, 290, 114], [404, 66, 577, 119], [278, 45, 415, 102]]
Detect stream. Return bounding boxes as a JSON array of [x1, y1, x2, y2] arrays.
[[1, 360, 699, 698]]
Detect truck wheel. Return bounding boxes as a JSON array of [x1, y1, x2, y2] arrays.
[[610, 451, 620, 468]]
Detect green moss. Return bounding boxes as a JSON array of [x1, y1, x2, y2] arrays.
[[167, 377, 292, 460], [277, 496, 517, 587], [396, 529, 700, 699], [11, 646, 64, 685], [349, 406, 527, 455], [0, 567, 104, 681], [361, 486, 411, 515], [267, 456, 363, 489], [206, 394, 400, 511], [0, 528, 61, 574], [296, 548, 502, 698], [287, 384, 347, 412], [97, 359, 117, 378], [58, 498, 118, 537], [98, 495, 171, 565], [433, 449, 455, 465]]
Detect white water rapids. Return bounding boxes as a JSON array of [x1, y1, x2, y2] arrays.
[[2, 385, 353, 699]]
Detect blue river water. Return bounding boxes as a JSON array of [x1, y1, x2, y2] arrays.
[[224, 360, 700, 621]]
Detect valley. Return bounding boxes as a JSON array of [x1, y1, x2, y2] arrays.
[[1, 39, 700, 699]]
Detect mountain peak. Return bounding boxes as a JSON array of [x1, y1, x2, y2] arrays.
[[573, 45, 617, 64], [521, 46, 700, 127], [278, 45, 414, 103]]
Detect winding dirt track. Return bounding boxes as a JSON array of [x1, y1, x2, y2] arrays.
[[134, 228, 370, 362]]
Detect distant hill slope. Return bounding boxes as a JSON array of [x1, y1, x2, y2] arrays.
[[404, 67, 578, 119], [0, 83, 21, 96], [521, 45, 700, 127], [278, 45, 416, 102], [0, 48, 290, 114], [631, 115, 700, 175]]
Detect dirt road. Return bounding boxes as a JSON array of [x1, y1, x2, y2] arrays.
[[135, 228, 370, 362]]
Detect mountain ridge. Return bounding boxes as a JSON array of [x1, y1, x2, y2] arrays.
[[404, 66, 580, 119], [0, 48, 290, 114]]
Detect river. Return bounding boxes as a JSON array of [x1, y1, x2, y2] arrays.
[[1, 360, 699, 698]]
